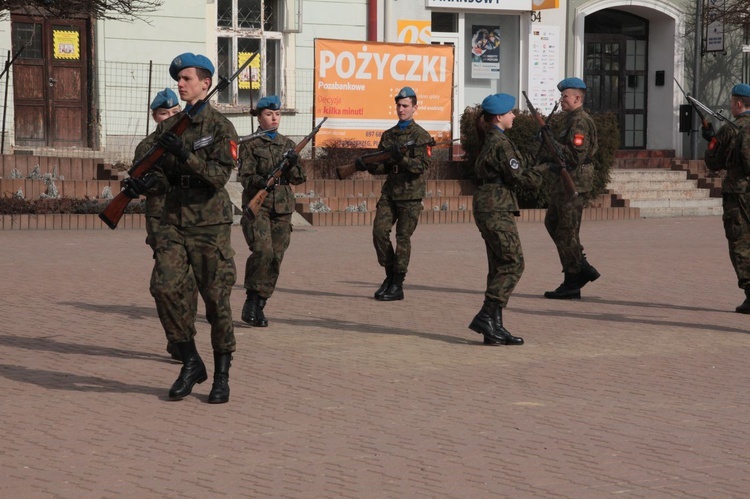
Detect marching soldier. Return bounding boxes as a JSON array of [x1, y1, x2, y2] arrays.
[[703, 83, 750, 313], [238, 95, 306, 327], [355, 86, 431, 301], [542, 77, 601, 300], [123, 53, 239, 403]]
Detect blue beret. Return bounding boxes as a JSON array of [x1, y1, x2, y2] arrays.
[[557, 77, 587, 91], [150, 88, 179, 110], [481, 93, 516, 115], [169, 53, 215, 81], [395, 87, 417, 100], [732, 84, 750, 98], [256, 95, 281, 111]]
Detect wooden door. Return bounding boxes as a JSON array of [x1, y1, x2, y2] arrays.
[[11, 15, 89, 148]]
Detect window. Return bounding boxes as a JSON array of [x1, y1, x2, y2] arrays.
[[217, 0, 294, 108]]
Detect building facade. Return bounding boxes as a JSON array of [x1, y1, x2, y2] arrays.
[[0, 0, 742, 161]]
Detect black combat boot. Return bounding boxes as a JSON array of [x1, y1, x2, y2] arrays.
[[485, 307, 524, 346], [468, 299, 507, 345], [544, 272, 581, 299], [736, 288, 750, 314], [255, 297, 269, 327], [241, 291, 257, 325], [166, 341, 182, 361], [378, 272, 405, 301], [208, 352, 232, 404], [374, 268, 395, 299], [168, 340, 208, 401], [576, 256, 601, 289]]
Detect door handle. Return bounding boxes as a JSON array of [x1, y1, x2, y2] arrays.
[[48, 77, 57, 86]]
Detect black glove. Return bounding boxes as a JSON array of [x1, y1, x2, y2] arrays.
[[122, 174, 158, 199], [701, 123, 715, 142], [548, 163, 563, 175], [355, 157, 368, 171], [284, 150, 299, 168], [158, 131, 191, 163], [389, 143, 404, 163]]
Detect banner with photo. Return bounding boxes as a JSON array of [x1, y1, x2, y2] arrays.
[[470, 26, 500, 79], [238, 52, 260, 90]]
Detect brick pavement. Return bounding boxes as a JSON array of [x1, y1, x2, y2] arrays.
[[1, 217, 749, 498]]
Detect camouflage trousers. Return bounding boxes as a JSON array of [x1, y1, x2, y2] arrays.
[[150, 223, 237, 353], [544, 192, 586, 273], [147, 216, 199, 343], [241, 208, 292, 299], [373, 196, 423, 274], [474, 210, 525, 306], [722, 193, 750, 289]]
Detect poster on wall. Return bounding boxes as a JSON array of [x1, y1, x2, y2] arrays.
[[313, 39, 454, 148], [470, 26, 500, 79], [53, 30, 80, 60], [397, 20, 431, 45], [527, 25, 560, 115], [238, 52, 261, 90]]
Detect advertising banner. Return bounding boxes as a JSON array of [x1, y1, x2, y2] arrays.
[[314, 39, 454, 148], [470, 26, 501, 79]]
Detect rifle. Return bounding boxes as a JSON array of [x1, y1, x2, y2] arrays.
[[99, 52, 259, 230], [238, 127, 277, 144], [674, 78, 741, 132], [336, 138, 460, 180], [245, 117, 328, 219], [522, 91, 578, 199]]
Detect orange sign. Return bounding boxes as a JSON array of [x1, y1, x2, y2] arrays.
[[314, 39, 454, 148], [532, 0, 559, 9]]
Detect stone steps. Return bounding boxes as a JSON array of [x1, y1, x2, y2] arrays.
[[607, 168, 722, 218]]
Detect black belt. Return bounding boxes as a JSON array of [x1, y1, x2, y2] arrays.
[[169, 175, 212, 189], [480, 176, 504, 185]]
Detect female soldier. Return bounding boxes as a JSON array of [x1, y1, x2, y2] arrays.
[[238, 95, 306, 327], [469, 93, 547, 346]]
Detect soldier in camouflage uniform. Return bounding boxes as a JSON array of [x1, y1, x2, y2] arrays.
[[132, 88, 193, 362], [703, 83, 750, 313], [542, 77, 601, 300], [354, 87, 431, 301], [123, 53, 238, 404], [237, 95, 306, 327], [469, 93, 548, 346]]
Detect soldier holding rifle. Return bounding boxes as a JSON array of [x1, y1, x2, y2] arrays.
[[540, 77, 601, 300], [353, 86, 432, 301], [469, 93, 548, 346], [238, 95, 307, 327], [124, 53, 240, 404], [702, 83, 750, 314]]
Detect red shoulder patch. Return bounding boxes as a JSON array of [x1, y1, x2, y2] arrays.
[[573, 134, 585, 147], [230, 140, 238, 161], [708, 137, 718, 151], [427, 146, 432, 157]]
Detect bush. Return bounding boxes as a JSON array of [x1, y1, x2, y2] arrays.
[[459, 105, 619, 208], [0, 196, 145, 215]]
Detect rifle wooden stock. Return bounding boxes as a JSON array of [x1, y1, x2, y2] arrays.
[[522, 91, 577, 199], [246, 117, 328, 219], [99, 52, 259, 230], [336, 138, 457, 180]]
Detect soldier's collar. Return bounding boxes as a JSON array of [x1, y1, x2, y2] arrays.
[[397, 120, 413, 130]]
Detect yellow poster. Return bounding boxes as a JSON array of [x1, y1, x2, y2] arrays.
[[532, 0, 559, 9], [238, 52, 260, 90], [314, 39, 454, 148], [53, 30, 80, 60]]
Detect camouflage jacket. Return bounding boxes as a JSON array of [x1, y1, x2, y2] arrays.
[[704, 113, 750, 193], [237, 131, 307, 215], [134, 130, 165, 218], [473, 127, 544, 214], [369, 121, 431, 201], [547, 107, 598, 194], [146, 104, 238, 227]]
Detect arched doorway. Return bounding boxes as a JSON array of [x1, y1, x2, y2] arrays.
[[584, 9, 648, 149]]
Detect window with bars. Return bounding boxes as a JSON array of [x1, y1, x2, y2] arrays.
[[216, 0, 292, 108]]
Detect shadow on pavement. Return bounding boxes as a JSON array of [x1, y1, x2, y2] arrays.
[[0, 334, 172, 361]]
